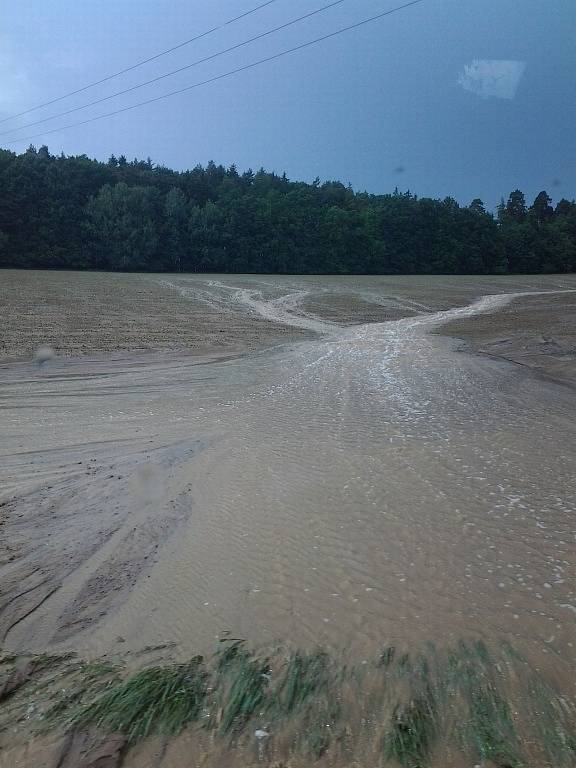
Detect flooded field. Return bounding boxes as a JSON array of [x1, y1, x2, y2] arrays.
[[0, 271, 575, 766]]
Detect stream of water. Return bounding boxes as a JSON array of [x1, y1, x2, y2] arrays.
[[1, 278, 574, 684]]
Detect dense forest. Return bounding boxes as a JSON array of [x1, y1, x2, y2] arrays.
[[0, 144, 575, 274]]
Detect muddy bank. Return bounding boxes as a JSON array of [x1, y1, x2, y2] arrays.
[[0, 437, 204, 650], [440, 288, 576, 387]]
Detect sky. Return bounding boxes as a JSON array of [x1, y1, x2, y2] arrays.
[[1, 0, 575, 209]]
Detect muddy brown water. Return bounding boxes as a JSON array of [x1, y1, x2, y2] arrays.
[[0, 274, 575, 691]]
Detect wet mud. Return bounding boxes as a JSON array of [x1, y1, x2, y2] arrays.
[[0, 271, 575, 765]]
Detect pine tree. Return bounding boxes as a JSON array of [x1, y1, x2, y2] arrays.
[[505, 189, 527, 221], [530, 191, 554, 225]]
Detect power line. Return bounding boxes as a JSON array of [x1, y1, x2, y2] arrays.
[[0, 0, 282, 125], [1, 0, 347, 137], [3, 0, 426, 146]]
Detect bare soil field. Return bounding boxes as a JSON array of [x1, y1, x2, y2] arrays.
[[0, 270, 575, 767], [442, 288, 576, 386], [2, 270, 576, 377], [0, 270, 309, 361]]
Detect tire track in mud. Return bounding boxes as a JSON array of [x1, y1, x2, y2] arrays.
[[0, 438, 204, 652]]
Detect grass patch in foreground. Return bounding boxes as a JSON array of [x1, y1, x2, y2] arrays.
[[274, 650, 342, 759], [1, 640, 574, 767], [383, 694, 437, 768], [446, 641, 524, 768], [69, 656, 207, 743], [214, 641, 271, 735], [381, 652, 438, 768], [275, 649, 332, 715]]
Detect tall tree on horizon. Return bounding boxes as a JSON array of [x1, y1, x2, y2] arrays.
[[530, 190, 554, 225], [504, 189, 527, 221]]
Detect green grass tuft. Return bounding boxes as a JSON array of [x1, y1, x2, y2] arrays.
[[276, 651, 341, 758], [525, 675, 576, 767], [275, 649, 332, 715], [466, 683, 523, 767], [383, 694, 437, 768], [70, 656, 206, 743], [450, 642, 523, 768], [378, 646, 396, 668], [214, 642, 270, 735]]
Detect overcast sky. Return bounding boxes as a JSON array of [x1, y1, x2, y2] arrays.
[[1, 0, 574, 208]]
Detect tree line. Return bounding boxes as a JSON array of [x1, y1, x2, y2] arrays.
[[0, 144, 574, 274]]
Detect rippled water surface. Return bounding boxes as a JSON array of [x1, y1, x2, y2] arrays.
[[1, 275, 575, 684]]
